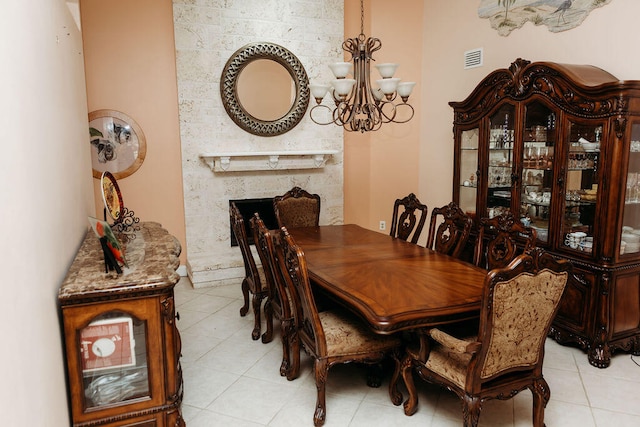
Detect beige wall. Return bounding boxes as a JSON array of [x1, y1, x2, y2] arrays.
[[344, 0, 424, 240], [418, 0, 640, 222], [0, 1, 92, 425], [81, 0, 186, 264]]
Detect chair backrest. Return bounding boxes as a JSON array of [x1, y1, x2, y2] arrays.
[[390, 193, 428, 244], [250, 213, 293, 320], [473, 211, 537, 270], [230, 202, 261, 292], [276, 227, 327, 356], [470, 247, 571, 386], [273, 186, 321, 228], [426, 202, 473, 258]]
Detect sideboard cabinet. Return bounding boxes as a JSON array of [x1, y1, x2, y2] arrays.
[[452, 58, 640, 367], [59, 222, 185, 426]]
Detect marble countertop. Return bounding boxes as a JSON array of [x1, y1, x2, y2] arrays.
[[58, 222, 181, 304]]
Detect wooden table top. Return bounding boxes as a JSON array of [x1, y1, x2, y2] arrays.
[[288, 224, 487, 334]]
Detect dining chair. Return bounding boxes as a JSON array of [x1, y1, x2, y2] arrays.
[[276, 226, 403, 426], [249, 213, 297, 379], [426, 201, 473, 259], [229, 202, 266, 340], [395, 247, 571, 426], [473, 211, 537, 270], [273, 186, 321, 228], [389, 193, 428, 244]]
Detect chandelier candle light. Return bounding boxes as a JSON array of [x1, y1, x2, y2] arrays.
[[309, 0, 415, 132]]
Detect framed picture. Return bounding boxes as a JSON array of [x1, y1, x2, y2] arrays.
[[89, 109, 146, 179], [80, 316, 136, 372]]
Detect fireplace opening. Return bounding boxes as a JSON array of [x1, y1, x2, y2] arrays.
[[229, 198, 278, 246]]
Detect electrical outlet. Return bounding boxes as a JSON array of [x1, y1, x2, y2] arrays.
[[379, 220, 386, 231]]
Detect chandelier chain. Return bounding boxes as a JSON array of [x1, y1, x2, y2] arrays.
[[360, 0, 365, 38]]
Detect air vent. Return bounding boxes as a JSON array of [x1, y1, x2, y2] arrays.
[[464, 48, 483, 69]]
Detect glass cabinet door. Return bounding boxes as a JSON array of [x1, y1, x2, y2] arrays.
[[560, 120, 603, 254], [487, 104, 515, 218], [621, 122, 640, 256], [80, 311, 150, 409], [520, 102, 555, 243], [459, 128, 479, 219]]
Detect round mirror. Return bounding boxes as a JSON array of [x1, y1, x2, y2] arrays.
[[220, 42, 309, 137], [237, 59, 295, 121]]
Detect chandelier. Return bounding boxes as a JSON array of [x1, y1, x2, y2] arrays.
[[308, 0, 415, 133]]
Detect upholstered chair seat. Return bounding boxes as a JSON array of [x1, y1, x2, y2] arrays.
[[320, 309, 401, 356]]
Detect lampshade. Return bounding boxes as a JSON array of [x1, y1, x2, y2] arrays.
[[376, 78, 400, 95], [329, 62, 353, 79], [375, 63, 399, 78], [397, 82, 416, 98], [309, 84, 330, 101], [331, 79, 356, 96]]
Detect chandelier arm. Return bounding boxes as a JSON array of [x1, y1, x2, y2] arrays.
[[390, 104, 415, 124], [309, 104, 340, 126], [378, 100, 398, 123]]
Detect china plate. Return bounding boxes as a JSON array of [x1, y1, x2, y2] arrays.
[[101, 171, 124, 222]]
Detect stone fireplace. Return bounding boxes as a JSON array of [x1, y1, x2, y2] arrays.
[[172, 0, 345, 287]]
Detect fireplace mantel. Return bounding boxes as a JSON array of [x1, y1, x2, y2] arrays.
[[199, 150, 339, 172]]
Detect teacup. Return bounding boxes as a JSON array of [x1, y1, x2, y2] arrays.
[[565, 231, 587, 249]]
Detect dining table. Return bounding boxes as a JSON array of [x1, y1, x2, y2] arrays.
[[287, 224, 488, 336]]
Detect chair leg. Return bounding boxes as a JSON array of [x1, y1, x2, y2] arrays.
[[313, 359, 328, 426], [462, 394, 481, 427], [366, 363, 383, 387], [251, 292, 262, 340], [261, 298, 274, 343], [285, 319, 300, 380], [388, 349, 403, 406], [278, 317, 291, 377], [239, 278, 249, 316], [532, 378, 550, 427], [400, 355, 418, 416]]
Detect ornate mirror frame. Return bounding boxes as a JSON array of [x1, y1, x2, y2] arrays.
[[220, 42, 310, 137]]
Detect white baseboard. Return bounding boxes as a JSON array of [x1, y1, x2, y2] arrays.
[[177, 265, 188, 277]]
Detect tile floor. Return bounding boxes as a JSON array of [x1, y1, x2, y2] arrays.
[[174, 277, 640, 427]]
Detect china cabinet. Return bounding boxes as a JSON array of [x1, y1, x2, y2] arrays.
[[452, 58, 640, 367], [59, 222, 185, 426]]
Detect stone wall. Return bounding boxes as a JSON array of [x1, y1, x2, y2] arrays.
[[172, 0, 344, 286]]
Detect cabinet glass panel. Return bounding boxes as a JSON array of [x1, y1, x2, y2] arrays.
[[621, 122, 640, 255], [460, 128, 479, 218], [560, 121, 602, 253], [80, 311, 149, 409], [487, 104, 515, 218], [520, 102, 556, 243]]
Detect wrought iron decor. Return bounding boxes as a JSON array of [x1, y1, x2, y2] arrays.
[[478, 0, 612, 37], [220, 42, 310, 137]]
